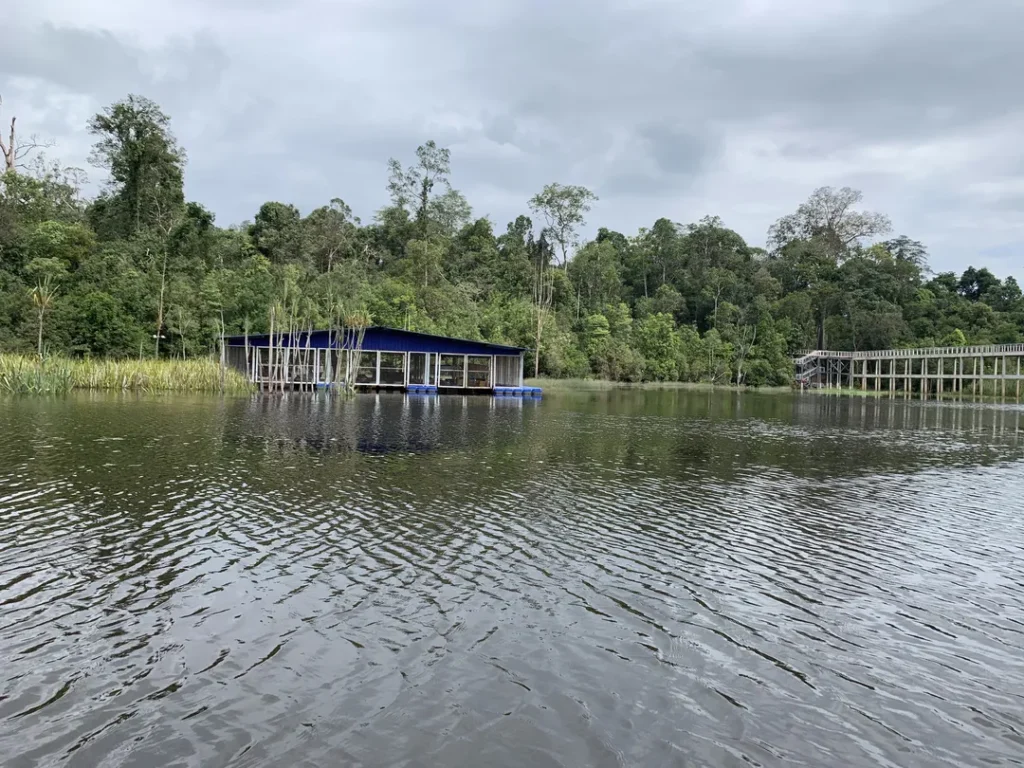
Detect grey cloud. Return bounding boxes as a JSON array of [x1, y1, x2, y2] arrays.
[[2, 23, 227, 108]]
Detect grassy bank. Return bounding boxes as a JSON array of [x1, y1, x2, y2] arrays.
[[0, 354, 252, 395], [525, 377, 792, 394]]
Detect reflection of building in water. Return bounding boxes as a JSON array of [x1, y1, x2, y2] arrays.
[[225, 392, 537, 456], [224, 326, 542, 398]]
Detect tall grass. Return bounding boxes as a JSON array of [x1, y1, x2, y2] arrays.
[[0, 354, 252, 395]]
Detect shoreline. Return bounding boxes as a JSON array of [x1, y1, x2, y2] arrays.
[[525, 377, 792, 394]]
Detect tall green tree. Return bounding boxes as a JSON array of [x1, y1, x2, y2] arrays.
[[387, 140, 470, 237], [88, 95, 185, 239], [529, 183, 598, 267]]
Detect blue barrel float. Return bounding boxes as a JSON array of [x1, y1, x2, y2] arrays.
[[494, 386, 543, 398], [407, 385, 439, 395]]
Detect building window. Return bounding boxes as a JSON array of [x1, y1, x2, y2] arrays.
[[354, 351, 377, 385], [494, 355, 520, 387], [439, 355, 465, 387], [409, 353, 431, 385], [467, 356, 491, 388], [379, 352, 405, 385]]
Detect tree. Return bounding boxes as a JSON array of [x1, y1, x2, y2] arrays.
[[0, 95, 55, 174], [251, 202, 304, 264], [88, 95, 185, 238], [958, 266, 1001, 302], [568, 240, 621, 318], [25, 258, 66, 355], [703, 267, 737, 329], [882, 236, 929, 270], [635, 313, 679, 380], [387, 141, 470, 237], [529, 183, 598, 266], [403, 236, 447, 289], [531, 231, 555, 377], [768, 187, 891, 262], [303, 198, 359, 273]]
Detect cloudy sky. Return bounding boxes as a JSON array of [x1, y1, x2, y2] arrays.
[[3, 0, 1022, 277]]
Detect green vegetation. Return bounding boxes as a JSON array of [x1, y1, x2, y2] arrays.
[[0, 354, 251, 395], [1, 94, 1022, 387], [526, 377, 790, 393]]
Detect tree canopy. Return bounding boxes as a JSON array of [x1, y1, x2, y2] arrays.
[[0, 94, 1021, 383]]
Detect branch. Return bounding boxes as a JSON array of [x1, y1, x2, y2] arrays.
[[14, 134, 55, 165]]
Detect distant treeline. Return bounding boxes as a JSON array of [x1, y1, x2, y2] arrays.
[[1, 94, 1021, 386]]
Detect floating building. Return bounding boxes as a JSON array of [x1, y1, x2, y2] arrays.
[[224, 327, 540, 396]]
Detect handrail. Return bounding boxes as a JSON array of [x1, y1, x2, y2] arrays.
[[794, 343, 1024, 362], [795, 366, 823, 381]]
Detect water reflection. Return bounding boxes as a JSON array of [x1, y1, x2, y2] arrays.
[[1, 391, 1023, 767]]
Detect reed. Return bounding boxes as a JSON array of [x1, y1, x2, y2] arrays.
[[0, 354, 252, 395]]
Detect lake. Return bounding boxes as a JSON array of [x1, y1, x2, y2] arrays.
[[2, 391, 1024, 767]]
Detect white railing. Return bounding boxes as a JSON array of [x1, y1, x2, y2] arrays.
[[796, 344, 1024, 362], [795, 366, 823, 381], [795, 350, 853, 364], [851, 343, 1024, 360]]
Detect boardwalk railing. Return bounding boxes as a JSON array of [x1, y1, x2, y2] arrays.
[[796, 343, 1024, 362]]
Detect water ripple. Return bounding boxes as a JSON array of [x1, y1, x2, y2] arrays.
[[1, 392, 1024, 766]]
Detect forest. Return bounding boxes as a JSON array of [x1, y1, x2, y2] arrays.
[[1, 94, 1022, 386]]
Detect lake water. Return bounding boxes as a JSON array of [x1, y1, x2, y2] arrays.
[[2, 391, 1024, 767]]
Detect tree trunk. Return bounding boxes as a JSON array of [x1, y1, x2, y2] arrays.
[[155, 248, 167, 357], [0, 100, 16, 173], [267, 306, 275, 392], [534, 308, 543, 378], [219, 311, 226, 392], [37, 308, 44, 357]]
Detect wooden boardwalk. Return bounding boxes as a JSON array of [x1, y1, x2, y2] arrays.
[[795, 343, 1024, 399]]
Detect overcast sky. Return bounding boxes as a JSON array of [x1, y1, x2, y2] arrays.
[[3, 0, 1022, 278]]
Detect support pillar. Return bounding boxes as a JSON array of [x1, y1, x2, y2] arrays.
[[938, 358, 944, 397], [1002, 356, 1007, 399]]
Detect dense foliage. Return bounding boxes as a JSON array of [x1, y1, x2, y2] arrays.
[[1, 95, 1021, 386]]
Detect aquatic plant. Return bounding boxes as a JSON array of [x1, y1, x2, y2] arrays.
[[0, 355, 252, 395]]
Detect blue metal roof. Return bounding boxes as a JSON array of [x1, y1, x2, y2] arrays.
[[224, 326, 525, 355]]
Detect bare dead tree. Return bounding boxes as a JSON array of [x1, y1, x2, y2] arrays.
[[0, 96, 56, 174]]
